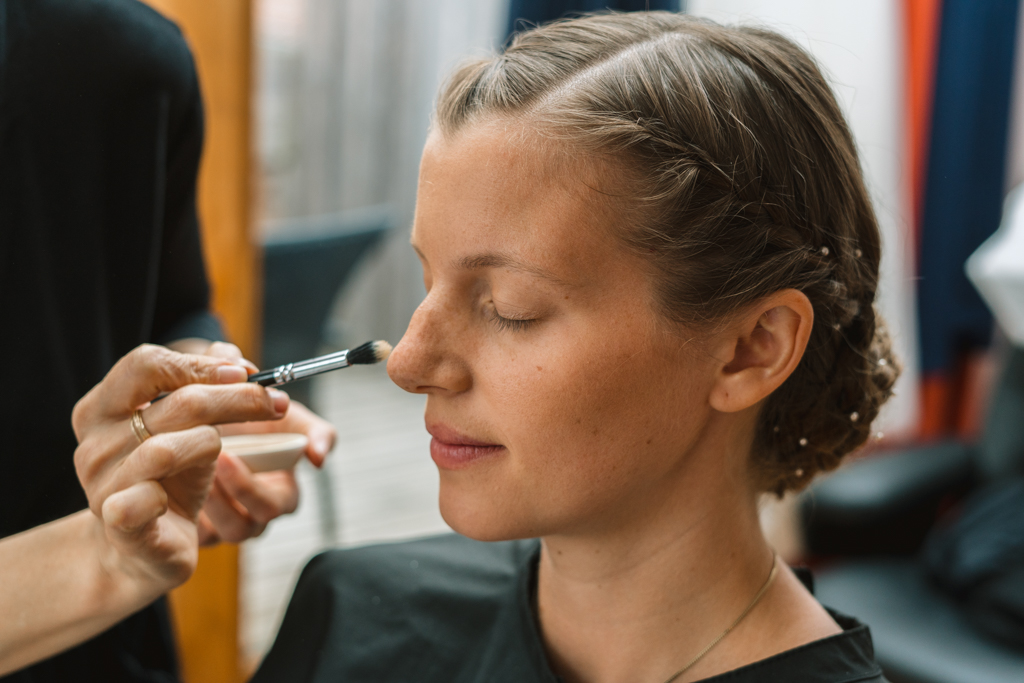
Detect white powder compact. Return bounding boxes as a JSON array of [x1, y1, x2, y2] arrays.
[[220, 433, 308, 472]]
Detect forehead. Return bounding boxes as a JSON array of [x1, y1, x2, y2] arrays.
[[413, 121, 627, 283]]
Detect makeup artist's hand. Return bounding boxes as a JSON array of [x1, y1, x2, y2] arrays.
[[71, 344, 288, 587], [193, 342, 338, 545]]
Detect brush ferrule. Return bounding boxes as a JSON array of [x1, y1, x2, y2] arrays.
[[273, 363, 296, 385], [285, 349, 351, 381]]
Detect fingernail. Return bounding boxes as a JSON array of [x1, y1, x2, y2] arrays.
[[314, 437, 331, 457], [241, 359, 259, 374], [216, 365, 248, 384], [267, 388, 290, 414]]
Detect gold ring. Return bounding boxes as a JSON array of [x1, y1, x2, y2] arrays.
[[130, 409, 152, 444]]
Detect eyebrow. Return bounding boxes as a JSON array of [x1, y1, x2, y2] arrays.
[[456, 252, 571, 286], [411, 242, 571, 287]]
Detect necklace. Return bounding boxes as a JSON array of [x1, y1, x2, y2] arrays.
[[661, 553, 779, 683]]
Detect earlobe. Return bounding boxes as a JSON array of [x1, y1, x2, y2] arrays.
[[709, 289, 814, 413]]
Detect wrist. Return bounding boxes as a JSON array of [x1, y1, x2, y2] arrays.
[[86, 513, 174, 613]]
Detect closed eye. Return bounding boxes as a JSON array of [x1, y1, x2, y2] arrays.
[[488, 306, 538, 333]]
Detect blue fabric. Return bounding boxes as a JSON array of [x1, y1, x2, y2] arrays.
[[919, 0, 1020, 373], [506, 0, 680, 43]]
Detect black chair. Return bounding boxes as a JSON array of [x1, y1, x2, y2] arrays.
[[262, 205, 393, 406], [800, 349, 1024, 683]]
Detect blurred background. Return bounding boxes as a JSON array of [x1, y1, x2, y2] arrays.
[[143, 1, 1024, 681]]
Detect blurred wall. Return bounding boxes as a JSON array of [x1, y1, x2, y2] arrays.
[[256, 0, 510, 347], [688, 0, 921, 438]]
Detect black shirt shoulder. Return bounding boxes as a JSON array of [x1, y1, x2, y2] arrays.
[[256, 534, 889, 683], [256, 534, 552, 683], [5, 0, 194, 91]]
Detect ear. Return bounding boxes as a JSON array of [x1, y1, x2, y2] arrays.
[[708, 289, 814, 413]]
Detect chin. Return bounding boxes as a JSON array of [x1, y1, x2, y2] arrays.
[[437, 478, 541, 542]]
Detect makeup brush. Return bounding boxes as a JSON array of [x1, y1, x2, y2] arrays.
[[248, 340, 393, 388]]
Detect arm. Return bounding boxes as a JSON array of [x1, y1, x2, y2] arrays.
[[0, 507, 169, 675], [0, 345, 289, 675]]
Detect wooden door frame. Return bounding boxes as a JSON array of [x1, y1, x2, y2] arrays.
[[140, 1, 258, 681]]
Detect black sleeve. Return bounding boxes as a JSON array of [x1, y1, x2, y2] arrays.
[[251, 553, 335, 683], [151, 48, 224, 345]]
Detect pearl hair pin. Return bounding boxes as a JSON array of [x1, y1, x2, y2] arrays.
[[820, 246, 830, 256], [798, 437, 808, 447], [850, 411, 859, 422], [854, 248, 863, 258]]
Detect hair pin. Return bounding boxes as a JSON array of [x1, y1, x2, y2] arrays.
[[854, 248, 863, 258], [820, 246, 830, 256], [850, 411, 859, 422], [798, 437, 808, 447]]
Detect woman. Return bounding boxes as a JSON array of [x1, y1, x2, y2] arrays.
[[256, 12, 898, 683]]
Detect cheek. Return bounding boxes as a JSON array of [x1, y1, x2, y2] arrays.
[[481, 330, 708, 496]]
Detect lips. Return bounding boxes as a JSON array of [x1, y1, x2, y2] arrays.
[[427, 423, 505, 470]]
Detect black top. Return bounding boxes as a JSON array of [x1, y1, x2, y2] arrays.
[[0, 0, 219, 680], [254, 534, 890, 683]]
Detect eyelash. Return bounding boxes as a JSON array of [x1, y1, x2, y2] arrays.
[[488, 308, 538, 333]]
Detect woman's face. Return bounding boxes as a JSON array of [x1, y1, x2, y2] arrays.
[[388, 121, 722, 541]]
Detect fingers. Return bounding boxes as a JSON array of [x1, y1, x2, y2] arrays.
[[88, 427, 221, 517], [101, 481, 199, 588], [72, 344, 250, 437], [196, 511, 221, 547], [102, 480, 169, 534], [218, 454, 300, 520], [205, 342, 259, 374], [199, 454, 299, 543], [284, 402, 337, 467], [75, 367, 288, 505], [218, 401, 335, 467], [142, 384, 289, 435], [201, 482, 266, 544]]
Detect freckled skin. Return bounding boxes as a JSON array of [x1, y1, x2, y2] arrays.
[[387, 122, 718, 541]]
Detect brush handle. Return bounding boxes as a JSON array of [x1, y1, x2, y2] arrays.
[[248, 349, 352, 388]]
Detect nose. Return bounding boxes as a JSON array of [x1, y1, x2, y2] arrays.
[[387, 294, 471, 395]]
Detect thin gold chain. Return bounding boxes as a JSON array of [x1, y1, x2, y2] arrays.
[[661, 553, 779, 683]]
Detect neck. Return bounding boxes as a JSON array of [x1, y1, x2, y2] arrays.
[[536, 442, 774, 683]]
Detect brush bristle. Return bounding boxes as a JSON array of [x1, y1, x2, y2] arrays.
[[347, 340, 392, 365]]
